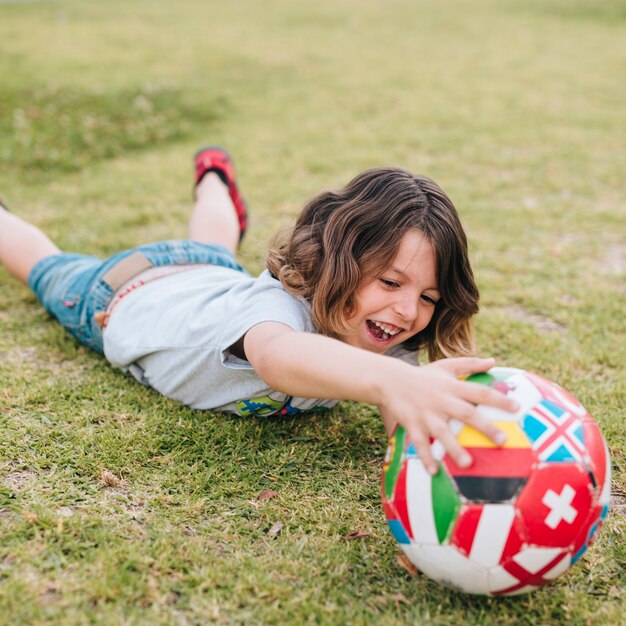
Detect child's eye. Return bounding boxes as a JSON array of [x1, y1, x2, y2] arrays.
[[420, 294, 439, 305], [380, 278, 400, 288]]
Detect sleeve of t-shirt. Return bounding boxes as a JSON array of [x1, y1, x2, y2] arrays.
[[218, 274, 314, 369], [386, 344, 420, 365]]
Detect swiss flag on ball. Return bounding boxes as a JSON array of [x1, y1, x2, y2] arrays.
[[516, 463, 594, 548]]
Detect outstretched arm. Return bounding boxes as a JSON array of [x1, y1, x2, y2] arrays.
[[244, 321, 518, 475]]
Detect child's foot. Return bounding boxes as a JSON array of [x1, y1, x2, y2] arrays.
[[194, 147, 248, 242]]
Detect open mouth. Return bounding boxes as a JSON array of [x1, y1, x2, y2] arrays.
[[366, 320, 402, 342]]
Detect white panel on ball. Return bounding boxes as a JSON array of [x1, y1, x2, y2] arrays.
[[487, 565, 521, 594], [405, 545, 490, 595], [543, 554, 571, 581], [476, 369, 542, 423], [469, 504, 516, 567], [406, 458, 438, 544], [512, 547, 564, 574]]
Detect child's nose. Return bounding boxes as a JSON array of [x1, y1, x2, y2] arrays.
[[393, 294, 419, 322]]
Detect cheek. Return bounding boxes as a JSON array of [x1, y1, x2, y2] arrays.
[[416, 306, 436, 331], [348, 287, 377, 319], [344, 297, 364, 328]]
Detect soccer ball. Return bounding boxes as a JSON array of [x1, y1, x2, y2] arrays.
[[382, 367, 611, 595]]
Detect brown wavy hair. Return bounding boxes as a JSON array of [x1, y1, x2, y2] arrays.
[[266, 167, 479, 361]]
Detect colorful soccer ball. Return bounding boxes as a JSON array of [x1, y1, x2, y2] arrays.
[[382, 367, 611, 595]]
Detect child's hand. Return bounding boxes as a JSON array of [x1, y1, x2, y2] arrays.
[[245, 324, 516, 474], [378, 357, 519, 475]]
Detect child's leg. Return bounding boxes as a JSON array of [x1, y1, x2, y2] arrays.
[[0, 204, 61, 285], [189, 173, 240, 255]]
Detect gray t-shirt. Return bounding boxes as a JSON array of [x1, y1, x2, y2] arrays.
[[103, 266, 417, 416]]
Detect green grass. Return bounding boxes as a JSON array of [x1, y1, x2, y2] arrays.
[[0, 0, 624, 624], [0, 82, 226, 175]]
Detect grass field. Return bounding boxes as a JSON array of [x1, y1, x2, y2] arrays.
[[0, 0, 625, 624]]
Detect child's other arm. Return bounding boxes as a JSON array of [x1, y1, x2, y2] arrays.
[[243, 322, 518, 475]]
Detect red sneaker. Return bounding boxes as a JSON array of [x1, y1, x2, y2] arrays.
[[194, 146, 248, 242]]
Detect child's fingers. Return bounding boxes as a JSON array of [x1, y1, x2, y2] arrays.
[[448, 398, 509, 446], [428, 419, 473, 469], [455, 379, 520, 413], [436, 356, 495, 377], [407, 428, 439, 476]]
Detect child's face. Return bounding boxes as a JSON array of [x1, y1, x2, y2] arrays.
[[339, 229, 440, 354]]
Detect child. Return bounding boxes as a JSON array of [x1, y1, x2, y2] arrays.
[[0, 147, 518, 474]]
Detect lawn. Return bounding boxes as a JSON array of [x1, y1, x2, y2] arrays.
[[0, 0, 624, 624]]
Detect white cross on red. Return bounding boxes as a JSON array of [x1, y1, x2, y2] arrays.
[[542, 484, 577, 529]]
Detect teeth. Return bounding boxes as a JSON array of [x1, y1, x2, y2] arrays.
[[372, 321, 401, 337]]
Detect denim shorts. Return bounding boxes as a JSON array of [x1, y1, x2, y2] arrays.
[[28, 240, 244, 354]]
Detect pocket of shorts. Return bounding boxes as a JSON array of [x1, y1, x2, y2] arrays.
[[56, 292, 83, 330]]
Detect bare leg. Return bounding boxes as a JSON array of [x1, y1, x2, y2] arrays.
[[188, 173, 240, 255], [0, 204, 61, 285]]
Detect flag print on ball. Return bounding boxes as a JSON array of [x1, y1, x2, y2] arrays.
[[381, 367, 611, 596], [523, 400, 586, 463], [443, 421, 533, 502]]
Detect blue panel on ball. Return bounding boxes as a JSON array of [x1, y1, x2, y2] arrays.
[[522, 413, 549, 442], [572, 424, 585, 447], [546, 442, 578, 462], [387, 519, 411, 544]]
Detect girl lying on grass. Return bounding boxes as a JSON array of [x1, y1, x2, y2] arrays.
[[0, 147, 518, 473]]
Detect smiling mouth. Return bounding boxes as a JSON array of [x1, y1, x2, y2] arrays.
[[366, 320, 402, 342]]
